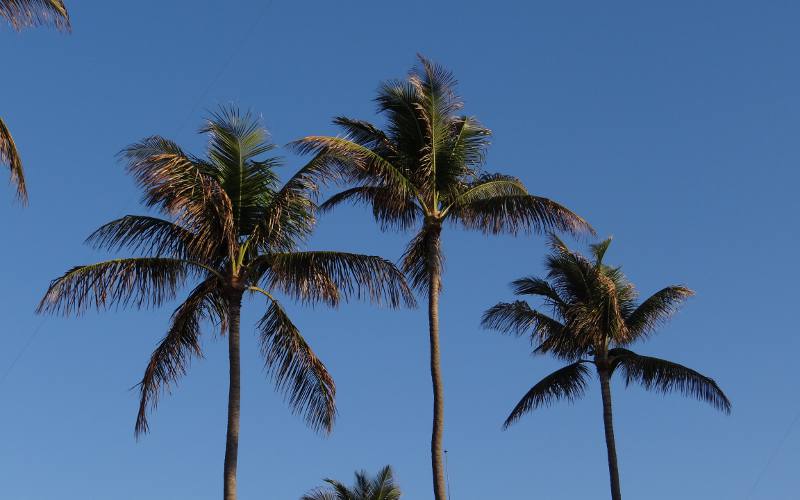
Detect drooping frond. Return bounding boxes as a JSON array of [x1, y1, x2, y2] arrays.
[[449, 193, 594, 236], [86, 215, 198, 259], [443, 174, 527, 211], [135, 276, 225, 436], [624, 286, 694, 340], [482, 301, 564, 339], [1, 0, 70, 31], [400, 224, 443, 293], [0, 117, 26, 203], [320, 185, 421, 231], [37, 257, 202, 316], [610, 348, 731, 414], [267, 251, 415, 308], [257, 298, 336, 433], [504, 361, 591, 428]]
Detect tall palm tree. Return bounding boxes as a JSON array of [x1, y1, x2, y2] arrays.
[[302, 465, 401, 500], [482, 236, 731, 500], [293, 55, 593, 500], [2, 0, 70, 203], [38, 107, 414, 500]]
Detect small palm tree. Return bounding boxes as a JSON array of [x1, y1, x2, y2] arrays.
[[38, 107, 414, 500], [482, 236, 731, 500], [302, 465, 401, 500], [294, 55, 593, 500], [2, 0, 70, 203]]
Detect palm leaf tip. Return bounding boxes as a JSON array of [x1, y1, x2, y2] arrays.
[[1, 0, 71, 31], [0, 117, 27, 204]]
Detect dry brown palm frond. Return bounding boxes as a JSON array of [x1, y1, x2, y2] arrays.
[[1, 0, 70, 31], [0, 117, 26, 203]]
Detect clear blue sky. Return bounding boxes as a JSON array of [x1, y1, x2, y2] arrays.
[[3, 1, 798, 499]]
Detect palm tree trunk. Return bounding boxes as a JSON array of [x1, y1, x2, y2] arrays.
[[426, 225, 447, 500], [224, 291, 243, 500], [599, 368, 622, 500]]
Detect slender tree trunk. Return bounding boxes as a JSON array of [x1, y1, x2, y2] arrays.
[[224, 291, 243, 500], [599, 368, 622, 500], [426, 225, 447, 500]]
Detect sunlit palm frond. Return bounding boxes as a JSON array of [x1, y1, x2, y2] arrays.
[[610, 348, 731, 414], [504, 361, 591, 428], [257, 298, 336, 433], [0, 116, 26, 203], [624, 286, 694, 340], [36, 257, 207, 316], [1, 0, 70, 31], [331, 116, 396, 156], [135, 276, 225, 436], [443, 174, 527, 212], [267, 251, 416, 308]]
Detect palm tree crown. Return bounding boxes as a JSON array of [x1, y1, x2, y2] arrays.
[[302, 465, 401, 500], [483, 235, 730, 500], [38, 107, 414, 500]]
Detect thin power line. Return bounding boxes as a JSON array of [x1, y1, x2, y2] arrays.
[[0, 317, 47, 386], [745, 407, 800, 499]]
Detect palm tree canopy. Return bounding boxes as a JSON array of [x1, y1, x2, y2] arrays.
[[38, 107, 415, 436], [1, 0, 70, 31], [293, 55, 593, 290], [302, 465, 401, 500], [483, 235, 731, 427]]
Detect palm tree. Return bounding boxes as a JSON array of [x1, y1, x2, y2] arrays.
[[293, 55, 593, 500], [482, 236, 731, 500], [302, 465, 401, 500], [38, 107, 414, 500], [1, 0, 70, 203]]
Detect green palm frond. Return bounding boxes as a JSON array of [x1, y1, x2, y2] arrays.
[[267, 251, 416, 308], [610, 348, 731, 414], [135, 276, 225, 436], [37, 257, 207, 316], [442, 174, 527, 213], [624, 286, 694, 340], [1, 0, 70, 31], [257, 298, 336, 433], [302, 465, 401, 500], [504, 361, 591, 428], [0, 116, 26, 203]]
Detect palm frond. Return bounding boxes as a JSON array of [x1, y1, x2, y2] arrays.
[[624, 286, 694, 340], [320, 185, 421, 231], [510, 276, 569, 314], [302, 465, 401, 500], [0, 116, 26, 203], [257, 298, 336, 433], [481, 301, 565, 339], [450, 193, 594, 236], [1, 0, 70, 31], [37, 257, 201, 316], [610, 348, 731, 414], [267, 251, 416, 308], [85, 215, 198, 259], [443, 174, 527, 213], [134, 276, 225, 436], [504, 361, 591, 428], [400, 224, 443, 293]]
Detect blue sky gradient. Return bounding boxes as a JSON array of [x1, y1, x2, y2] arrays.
[[2, 1, 798, 499]]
